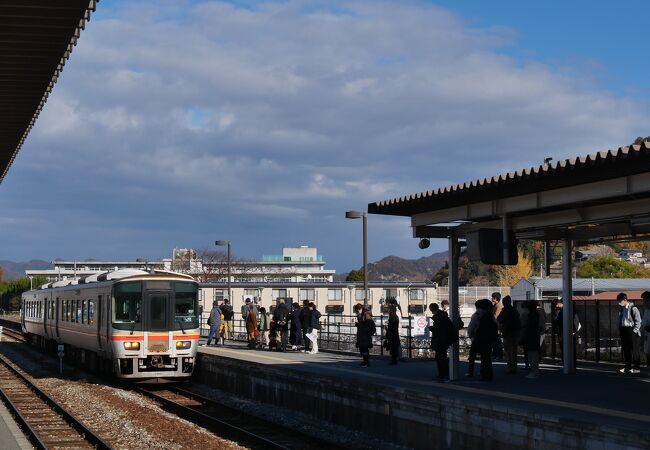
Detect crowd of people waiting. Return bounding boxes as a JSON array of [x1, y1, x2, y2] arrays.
[[202, 291, 650, 382], [203, 297, 322, 354]]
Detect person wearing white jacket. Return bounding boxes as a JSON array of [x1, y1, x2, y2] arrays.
[[617, 292, 642, 374]]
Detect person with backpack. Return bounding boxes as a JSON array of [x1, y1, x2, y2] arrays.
[[617, 292, 642, 374], [204, 300, 222, 347], [497, 296, 521, 374], [521, 300, 543, 379], [430, 303, 457, 382], [258, 306, 270, 348], [220, 299, 234, 341], [356, 304, 377, 367], [473, 298, 498, 381], [272, 299, 290, 351]]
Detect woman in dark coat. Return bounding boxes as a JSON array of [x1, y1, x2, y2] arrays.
[[386, 305, 401, 365], [355, 304, 376, 367], [522, 300, 542, 378]]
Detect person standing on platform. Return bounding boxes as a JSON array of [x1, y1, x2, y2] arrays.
[[204, 300, 222, 347], [307, 302, 321, 354], [474, 299, 498, 381], [273, 299, 290, 351], [300, 300, 312, 353], [220, 299, 234, 341], [491, 292, 504, 360], [498, 296, 520, 374], [290, 302, 303, 351], [642, 291, 650, 368], [430, 303, 456, 382], [258, 307, 270, 349], [617, 292, 642, 374], [356, 304, 376, 367], [386, 305, 400, 365], [465, 300, 483, 377], [246, 304, 258, 349], [522, 300, 543, 379]]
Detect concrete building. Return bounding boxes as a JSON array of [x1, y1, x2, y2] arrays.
[[511, 277, 650, 301], [25, 246, 335, 283], [199, 281, 439, 319]]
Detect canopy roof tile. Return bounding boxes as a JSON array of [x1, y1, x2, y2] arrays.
[[0, 0, 97, 184]]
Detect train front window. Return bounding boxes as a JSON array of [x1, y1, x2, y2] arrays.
[[112, 282, 142, 331], [174, 282, 199, 330]]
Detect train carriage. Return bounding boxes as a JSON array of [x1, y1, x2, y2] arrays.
[[21, 269, 200, 382]]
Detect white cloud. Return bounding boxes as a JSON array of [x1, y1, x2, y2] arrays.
[[4, 0, 649, 269]]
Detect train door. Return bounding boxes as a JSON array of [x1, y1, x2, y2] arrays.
[[145, 292, 170, 352], [42, 297, 48, 336], [145, 292, 170, 330], [54, 296, 60, 340], [96, 294, 103, 351]]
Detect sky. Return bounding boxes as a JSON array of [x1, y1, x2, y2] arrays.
[[1, 0, 649, 272]]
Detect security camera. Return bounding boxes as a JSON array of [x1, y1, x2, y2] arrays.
[[419, 238, 430, 249]]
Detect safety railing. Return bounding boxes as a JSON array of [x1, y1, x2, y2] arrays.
[[200, 300, 644, 366]]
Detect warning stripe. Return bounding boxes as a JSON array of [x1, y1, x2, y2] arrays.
[[111, 333, 200, 341]]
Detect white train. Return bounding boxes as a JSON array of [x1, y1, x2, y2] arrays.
[[21, 269, 200, 382]]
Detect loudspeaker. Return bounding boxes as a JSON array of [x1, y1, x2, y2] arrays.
[[466, 229, 518, 265]]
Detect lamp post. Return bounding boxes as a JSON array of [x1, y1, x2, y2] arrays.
[[345, 210, 368, 308], [215, 240, 231, 302]]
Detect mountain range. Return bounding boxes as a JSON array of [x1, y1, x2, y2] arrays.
[[0, 260, 52, 281], [2, 253, 448, 283], [335, 251, 447, 282]]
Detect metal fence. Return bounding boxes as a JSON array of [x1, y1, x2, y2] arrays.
[[202, 301, 645, 366]]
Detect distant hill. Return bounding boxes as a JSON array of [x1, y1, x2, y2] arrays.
[[336, 251, 447, 282], [0, 260, 52, 281]]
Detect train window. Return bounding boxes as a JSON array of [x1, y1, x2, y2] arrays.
[[112, 282, 142, 331], [88, 301, 95, 325], [82, 300, 87, 324], [174, 282, 199, 330], [63, 300, 68, 321], [76, 300, 81, 323]]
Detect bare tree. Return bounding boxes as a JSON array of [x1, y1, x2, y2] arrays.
[[194, 247, 260, 282]]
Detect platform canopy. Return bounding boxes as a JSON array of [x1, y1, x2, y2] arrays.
[[369, 141, 650, 244], [0, 0, 97, 184], [368, 141, 650, 378]]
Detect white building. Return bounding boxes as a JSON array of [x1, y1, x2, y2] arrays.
[[199, 281, 439, 318], [511, 277, 650, 301], [26, 246, 335, 283]]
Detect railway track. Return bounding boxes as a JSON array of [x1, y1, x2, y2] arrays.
[[1, 327, 25, 342], [0, 355, 113, 450], [137, 385, 345, 450]]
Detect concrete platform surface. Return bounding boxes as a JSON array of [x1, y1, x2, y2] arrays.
[[198, 340, 650, 432], [0, 399, 32, 450]]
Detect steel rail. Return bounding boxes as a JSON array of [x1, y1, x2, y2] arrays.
[[137, 386, 340, 450], [0, 355, 113, 450]]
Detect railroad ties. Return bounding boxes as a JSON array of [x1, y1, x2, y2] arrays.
[[0, 355, 112, 450], [137, 385, 340, 450]]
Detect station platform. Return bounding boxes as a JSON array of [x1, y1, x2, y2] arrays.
[[196, 341, 650, 449], [0, 399, 32, 450]]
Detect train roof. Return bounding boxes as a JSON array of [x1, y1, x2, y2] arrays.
[[34, 269, 195, 291]]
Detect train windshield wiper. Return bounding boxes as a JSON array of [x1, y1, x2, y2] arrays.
[[129, 320, 137, 335], [176, 317, 186, 334]]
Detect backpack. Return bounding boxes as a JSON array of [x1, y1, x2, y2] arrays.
[[476, 313, 498, 342], [222, 306, 234, 321]]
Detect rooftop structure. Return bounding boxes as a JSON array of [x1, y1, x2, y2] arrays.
[[0, 0, 97, 184], [369, 141, 650, 377], [26, 246, 336, 283]]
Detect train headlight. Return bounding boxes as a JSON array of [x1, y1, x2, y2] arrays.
[[176, 341, 191, 350], [123, 341, 140, 350]]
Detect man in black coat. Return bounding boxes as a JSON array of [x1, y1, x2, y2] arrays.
[[272, 299, 290, 351], [431, 304, 455, 382], [300, 299, 311, 352]]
